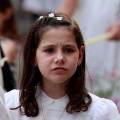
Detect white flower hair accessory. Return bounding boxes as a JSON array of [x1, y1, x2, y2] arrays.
[[48, 13, 54, 17], [48, 13, 62, 20], [38, 13, 62, 21], [38, 16, 43, 20], [56, 17, 62, 20]]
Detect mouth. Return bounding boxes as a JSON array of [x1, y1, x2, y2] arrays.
[[53, 67, 67, 72]]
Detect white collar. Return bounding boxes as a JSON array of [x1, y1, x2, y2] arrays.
[[36, 88, 69, 109]]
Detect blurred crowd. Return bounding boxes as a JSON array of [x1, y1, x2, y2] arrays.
[[0, 0, 120, 111]]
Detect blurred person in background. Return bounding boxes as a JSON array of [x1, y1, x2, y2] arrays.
[[74, 0, 120, 111], [0, 0, 19, 91], [0, 0, 19, 64], [21, 0, 78, 20]]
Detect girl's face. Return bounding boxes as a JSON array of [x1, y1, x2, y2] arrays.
[[36, 27, 84, 86]]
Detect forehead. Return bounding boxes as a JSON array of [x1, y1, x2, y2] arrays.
[[39, 27, 76, 45]]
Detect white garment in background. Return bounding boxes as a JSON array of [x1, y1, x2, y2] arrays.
[[0, 87, 10, 120], [4, 88, 120, 120], [75, 0, 120, 104], [22, 0, 62, 15]]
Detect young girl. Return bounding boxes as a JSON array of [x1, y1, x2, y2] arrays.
[[4, 12, 120, 120]]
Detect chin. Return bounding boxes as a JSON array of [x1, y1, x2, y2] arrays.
[[51, 77, 70, 84]]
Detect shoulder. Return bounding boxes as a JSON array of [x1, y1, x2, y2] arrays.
[[88, 93, 120, 119], [90, 92, 117, 110], [4, 89, 20, 107]]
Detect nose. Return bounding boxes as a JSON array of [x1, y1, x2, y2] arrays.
[[54, 51, 65, 63]]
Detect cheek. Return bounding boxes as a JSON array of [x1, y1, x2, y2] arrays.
[[69, 54, 79, 63], [36, 57, 52, 76], [68, 60, 78, 78], [36, 54, 52, 67], [68, 56, 78, 69], [36, 59, 47, 74], [68, 54, 79, 69]]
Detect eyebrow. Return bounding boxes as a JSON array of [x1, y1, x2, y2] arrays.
[[41, 44, 77, 49], [63, 44, 77, 48], [41, 44, 56, 49]]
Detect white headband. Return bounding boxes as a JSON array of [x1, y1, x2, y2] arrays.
[[38, 13, 62, 21]]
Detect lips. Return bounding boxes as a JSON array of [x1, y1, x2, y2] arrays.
[[53, 67, 67, 71]]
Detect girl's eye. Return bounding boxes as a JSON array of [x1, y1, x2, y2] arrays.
[[45, 48, 54, 53], [65, 48, 74, 53]]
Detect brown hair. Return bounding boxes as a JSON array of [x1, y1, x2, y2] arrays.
[[18, 12, 92, 117], [0, 0, 19, 39]]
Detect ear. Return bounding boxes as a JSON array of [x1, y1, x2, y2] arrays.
[[77, 46, 84, 66]]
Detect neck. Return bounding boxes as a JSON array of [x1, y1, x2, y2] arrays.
[[41, 82, 68, 99]]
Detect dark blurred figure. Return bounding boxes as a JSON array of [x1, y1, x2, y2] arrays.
[[0, 0, 19, 91]]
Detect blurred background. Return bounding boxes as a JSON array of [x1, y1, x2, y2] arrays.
[[0, 0, 120, 112]]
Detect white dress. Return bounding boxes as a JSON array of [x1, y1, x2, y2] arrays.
[[75, 0, 120, 110], [4, 89, 120, 120]]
